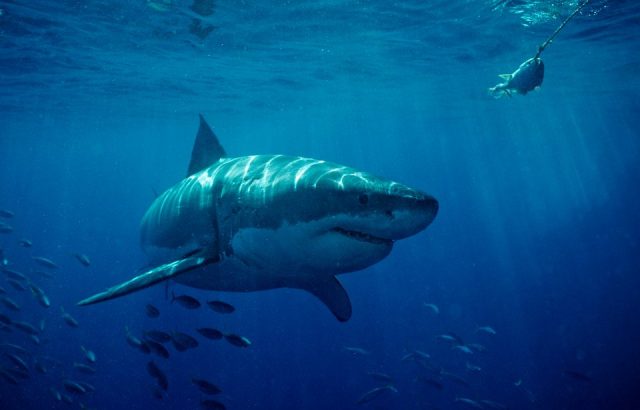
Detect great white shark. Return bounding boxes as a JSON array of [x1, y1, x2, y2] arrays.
[[79, 115, 438, 321]]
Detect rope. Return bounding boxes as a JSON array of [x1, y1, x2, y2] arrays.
[[534, 0, 591, 59]]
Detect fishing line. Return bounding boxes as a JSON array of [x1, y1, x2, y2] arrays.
[[534, 0, 592, 59]]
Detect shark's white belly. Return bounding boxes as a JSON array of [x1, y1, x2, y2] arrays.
[[172, 224, 322, 292], [173, 217, 392, 291]]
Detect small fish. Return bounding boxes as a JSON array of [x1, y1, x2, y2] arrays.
[[0, 223, 13, 233], [515, 379, 537, 403], [61, 394, 73, 404], [50, 387, 62, 401], [0, 313, 11, 326], [467, 343, 487, 353], [0, 296, 20, 311], [63, 379, 87, 395], [367, 371, 394, 383], [0, 368, 19, 384], [480, 399, 508, 409], [32, 256, 59, 269], [152, 386, 165, 400], [423, 303, 440, 314], [81, 346, 96, 363], [4, 366, 29, 380], [171, 292, 201, 309], [147, 360, 169, 391], [77, 381, 96, 393], [356, 385, 398, 405], [146, 339, 170, 359], [3, 268, 27, 281], [73, 253, 91, 267], [476, 326, 496, 335], [7, 278, 27, 291], [191, 0, 215, 17], [201, 399, 226, 410], [30, 284, 51, 308], [144, 330, 172, 343], [0, 343, 29, 355], [455, 397, 484, 409], [18, 239, 32, 248], [60, 307, 79, 327], [466, 362, 482, 372], [436, 332, 465, 346], [0, 249, 6, 265], [192, 377, 222, 395], [12, 320, 39, 335], [73, 362, 97, 374], [563, 370, 592, 383], [125, 327, 150, 353], [414, 350, 431, 360], [0, 313, 13, 326], [0, 209, 14, 218], [197, 327, 224, 340], [171, 331, 199, 351], [145, 304, 160, 318], [435, 334, 459, 345], [401, 352, 414, 361], [488, 57, 544, 98], [4, 352, 29, 373], [206, 300, 235, 314], [343, 346, 371, 355], [147, 0, 172, 13], [34, 360, 47, 374], [453, 345, 473, 355], [224, 333, 251, 348]]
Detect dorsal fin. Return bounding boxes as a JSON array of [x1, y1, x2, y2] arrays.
[[187, 114, 226, 176]]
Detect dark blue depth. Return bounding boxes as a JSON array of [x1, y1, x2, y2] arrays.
[[1, 1, 639, 409]]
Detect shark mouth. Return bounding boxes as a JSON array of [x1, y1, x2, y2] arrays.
[[331, 227, 392, 245]]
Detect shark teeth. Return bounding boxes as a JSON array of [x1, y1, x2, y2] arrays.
[[331, 227, 391, 245]]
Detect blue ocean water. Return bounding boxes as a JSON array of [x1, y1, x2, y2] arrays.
[[1, 0, 639, 409]]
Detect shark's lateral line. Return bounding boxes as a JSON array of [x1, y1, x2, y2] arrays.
[[79, 115, 438, 321]]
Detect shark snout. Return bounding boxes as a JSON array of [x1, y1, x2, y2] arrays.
[[386, 194, 438, 240], [345, 192, 438, 242]]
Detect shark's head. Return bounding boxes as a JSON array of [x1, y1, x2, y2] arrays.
[[223, 156, 438, 275], [296, 173, 438, 273]]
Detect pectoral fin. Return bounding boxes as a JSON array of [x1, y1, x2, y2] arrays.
[[292, 276, 352, 322], [498, 73, 512, 80], [78, 250, 218, 306]]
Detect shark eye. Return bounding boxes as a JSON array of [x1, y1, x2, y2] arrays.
[[358, 194, 369, 206]]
